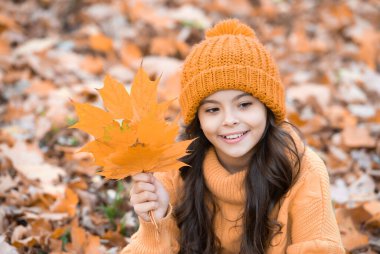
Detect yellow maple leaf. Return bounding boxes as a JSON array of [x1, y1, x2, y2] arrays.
[[70, 102, 114, 139], [71, 67, 192, 179], [98, 75, 133, 120], [130, 67, 161, 121]]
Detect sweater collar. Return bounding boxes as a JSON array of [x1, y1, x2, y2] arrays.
[[203, 147, 247, 205]]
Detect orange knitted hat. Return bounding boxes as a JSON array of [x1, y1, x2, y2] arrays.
[[179, 19, 285, 125]]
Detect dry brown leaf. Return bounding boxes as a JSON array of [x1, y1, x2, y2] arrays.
[[368, 109, 380, 123], [365, 213, 380, 232], [322, 2, 354, 30], [81, 55, 104, 74], [287, 112, 307, 127], [125, 0, 172, 29], [66, 220, 104, 254], [89, 33, 113, 53], [299, 115, 328, 135], [0, 174, 18, 193], [84, 234, 103, 254], [150, 37, 178, 56], [68, 178, 88, 190], [0, 141, 66, 194], [351, 29, 380, 70], [206, 0, 253, 17], [11, 225, 39, 249], [71, 222, 86, 252], [120, 41, 142, 67], [363, 201, 380, 217], [50, 227, 67, 239], [288, 24, 311, 53], [342, 126, 376, 148], [102, 228, 127, 248], [0, 13, 20, 32], [25, 79, 56, 97], [50, 188, 79, 217], [326, 105, 358, 129], [336, 207, 369, 251], [0, 39, 10, 55]]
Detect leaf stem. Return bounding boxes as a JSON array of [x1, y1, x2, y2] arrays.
[[147, 172, 159, 232], [149, 210, 159, 230]]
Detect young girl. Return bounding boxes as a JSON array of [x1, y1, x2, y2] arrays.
[[121, 19, 344, 254]]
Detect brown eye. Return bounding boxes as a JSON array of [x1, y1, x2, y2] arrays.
[[205, 107, 219, 113], [239, 102, 252, 109]]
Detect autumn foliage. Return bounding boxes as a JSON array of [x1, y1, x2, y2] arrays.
[[0, 0, 380, 253], [71, 67, 192, 179]]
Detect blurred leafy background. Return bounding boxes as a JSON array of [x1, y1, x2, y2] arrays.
[[0, 0, 379, 253]]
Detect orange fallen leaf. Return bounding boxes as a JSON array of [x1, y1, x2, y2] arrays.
[[0, 39, 10, 55], [150, 37, 178, 56], [68, 178, 88, 190], [71, 222, 86, 251], [323, 2, 354, 30], [342, 126, 376, 148], [25, 79, 56, 97], [120, 41, 142, 67], [365, 213, 380, 232], [336, 207, 369, 252], [51, 227, 67, 239], [11, 225, 40, 249], [125, 0, 171, 30], [81, 55, 104, 74], [356, 30, 379, 70], [84, 234, 103, 254], [102, 227, 127, 248], [64, 219, 103, 254], [0, 13, 20, 32], [326, 105, 357, 129], [50, 188, 79, 217], [89, 33, 113, 53]]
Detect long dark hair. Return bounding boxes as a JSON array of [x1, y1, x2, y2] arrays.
[[175, 108, 304, 254]]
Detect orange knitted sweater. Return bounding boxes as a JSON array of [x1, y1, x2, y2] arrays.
[[121, 142, 344, 253]]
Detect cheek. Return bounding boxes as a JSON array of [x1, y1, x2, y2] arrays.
[[248, 105, 267, 125], [198, 115, 219, 136], [245, 111, 267, 135], [199, 120, 216, 135], [256, 115, 267, 136]]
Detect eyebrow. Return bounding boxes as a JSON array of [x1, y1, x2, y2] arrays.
[[199, 92, 252, 106]]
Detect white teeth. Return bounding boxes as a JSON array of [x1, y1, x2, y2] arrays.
[[223, 132, 245, 139]]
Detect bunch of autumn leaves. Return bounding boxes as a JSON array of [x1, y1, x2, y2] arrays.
[[71, 67, 192, 180]]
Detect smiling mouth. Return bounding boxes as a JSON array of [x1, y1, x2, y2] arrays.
[[220, 130, 249, 140]]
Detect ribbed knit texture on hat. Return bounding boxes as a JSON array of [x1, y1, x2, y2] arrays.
[[179, 19, 286, 125]]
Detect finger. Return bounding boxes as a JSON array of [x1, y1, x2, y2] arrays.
[[130, 191, 157, 205], [134, 201, 159, 214], [137, 213, 150, 222], [132, 173, 153, 183], [133, 181, 156, 194]]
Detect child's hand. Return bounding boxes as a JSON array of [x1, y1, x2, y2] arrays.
[[130, 173, 170, 222]]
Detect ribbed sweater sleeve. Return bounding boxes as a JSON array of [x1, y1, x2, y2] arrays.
[[286, 148, 345, 254], [120, 171, 181, 254]]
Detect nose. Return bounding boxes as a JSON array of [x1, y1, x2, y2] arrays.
[[222, 110, 239, 126]]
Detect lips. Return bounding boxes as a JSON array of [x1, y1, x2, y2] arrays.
[[219, 130, 249, 144]]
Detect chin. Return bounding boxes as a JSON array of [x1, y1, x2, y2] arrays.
[[222, 149, 251, 159]]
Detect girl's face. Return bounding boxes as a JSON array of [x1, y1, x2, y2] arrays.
[[198, 90, 267, 171]]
